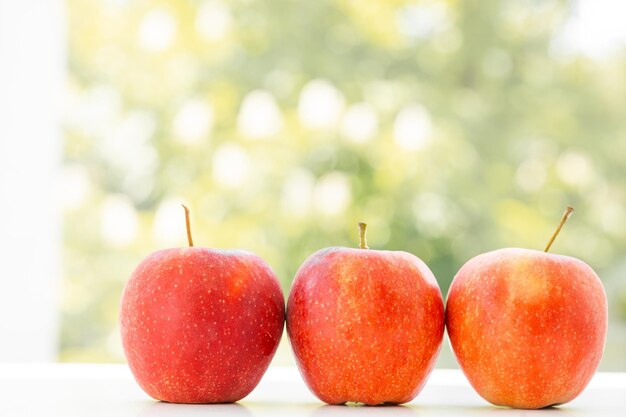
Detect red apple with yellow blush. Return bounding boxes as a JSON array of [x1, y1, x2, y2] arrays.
[[446, 207, 608, 409], [120, 205, 285, 403], [287, 223, 445, 405]]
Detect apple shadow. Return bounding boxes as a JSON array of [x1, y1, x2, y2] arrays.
[[484, 405, 568, 415], [311, 403, 417, 417], [137, 401, 252, 417], [418, 404, 570, 416]]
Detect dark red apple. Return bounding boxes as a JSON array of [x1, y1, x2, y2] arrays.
[[120, 205, 285, 403], [286, 223, 445, 405], [446, 207, 608, 409]]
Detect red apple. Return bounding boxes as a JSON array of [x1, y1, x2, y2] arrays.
[[286, 223, 445, 405], [446, 207, 608, 409], [120, 205, 285, 403]]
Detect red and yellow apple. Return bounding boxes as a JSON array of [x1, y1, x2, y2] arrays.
[[287, 223, 445, 405], [120, 205, 285, 403], [446, 207, 607, 409]]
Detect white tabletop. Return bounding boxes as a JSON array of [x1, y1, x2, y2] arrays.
[[0, 364, 624, 416]]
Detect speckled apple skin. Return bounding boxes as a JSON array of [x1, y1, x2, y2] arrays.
[[446, 248, 607, 409], [120, 248, 285, 403], [286, 247, 445, 405]]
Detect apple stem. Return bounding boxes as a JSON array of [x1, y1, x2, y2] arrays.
[[544, 206, 574, 252], [182, 204, 194, 247], [358, 222, 369, 249]]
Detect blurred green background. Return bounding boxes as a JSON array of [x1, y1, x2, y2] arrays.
[[61, 0, 626, 369]]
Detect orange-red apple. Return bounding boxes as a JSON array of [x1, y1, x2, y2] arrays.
[[446, 207, 607, 409], [286, 223, 445, 405], [120, 205, 285, 403]]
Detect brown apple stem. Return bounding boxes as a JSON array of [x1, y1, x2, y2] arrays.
[[544, 206, 574, 252], [182, 204, 194, 247], [358, 222, 369, 249]]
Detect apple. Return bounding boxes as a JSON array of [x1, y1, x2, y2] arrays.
[[286, 222, 445, 405], [120, 205, 285, 403], [446, 207, 608, 409]]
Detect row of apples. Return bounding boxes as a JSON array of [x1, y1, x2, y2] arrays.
[[119, 206, 607, 409]]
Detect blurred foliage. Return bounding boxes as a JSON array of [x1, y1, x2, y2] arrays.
[[62, 0, 626, 368]]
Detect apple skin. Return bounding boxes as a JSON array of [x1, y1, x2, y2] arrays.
[[120, 247, 285, 403], [446, 248, 607, 409], [286, 247, 445, 405]]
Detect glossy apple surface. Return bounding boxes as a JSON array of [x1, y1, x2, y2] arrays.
[[120, 247, 285, 403], [446, 247, 607, 409], [287, 235, 445, 405]]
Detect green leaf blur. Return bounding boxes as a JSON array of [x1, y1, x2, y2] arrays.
[[62, 0, 626, 369]]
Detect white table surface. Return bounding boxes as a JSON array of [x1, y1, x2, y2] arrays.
[[0, 364, 624, 416]]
